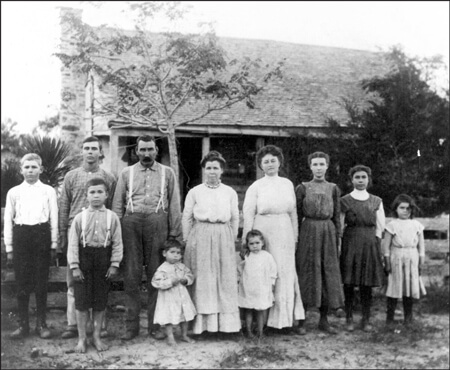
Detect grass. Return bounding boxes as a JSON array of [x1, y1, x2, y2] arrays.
[[420, 282, 450, 314]]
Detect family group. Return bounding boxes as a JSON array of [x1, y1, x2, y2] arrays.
[[4, 135, 426, 352]]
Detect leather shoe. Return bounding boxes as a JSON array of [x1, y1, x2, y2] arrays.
[[36, 325, 52, 339], [9, 326, 29, 340], [121, 330, 138, 341], [150, 330, 166, 340], [346, 318, 355, 332], [61, 328, 78, 339], [318, 321, 338, 335], [291, 326, 307, 336]]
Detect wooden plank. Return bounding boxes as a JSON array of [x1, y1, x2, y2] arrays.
[[1, 267, 148, 284], [1, 291, 149, 311]]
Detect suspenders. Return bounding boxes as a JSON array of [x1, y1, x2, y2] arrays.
[[81, 208, 112, 248], [126, 163, 167, 214]]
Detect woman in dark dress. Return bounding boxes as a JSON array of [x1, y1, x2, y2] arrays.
[[340, 165, 385, 332], [295, 152, 344, 334]]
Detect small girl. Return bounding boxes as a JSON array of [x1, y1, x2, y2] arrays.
[[151, 239, 197, 345], [383, 194, 426, 327], [238, 230, 277, 339]]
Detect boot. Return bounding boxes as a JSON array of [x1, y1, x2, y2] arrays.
[[10, 316, 29, 340], [344, 285, 355, 332], [360, 287, 373, 332], [403, 297, 413, 326], [318, 306, 338, 334], [36, 317, 51, 339], [386, 297, 397, 329]]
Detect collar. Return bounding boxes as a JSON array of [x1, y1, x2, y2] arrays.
[[82, 164, 100, 173], [350, 189, 369, 200], [137, 161, 158, 171], [87, 205, 107, 212], [22, 180, 43, 187]]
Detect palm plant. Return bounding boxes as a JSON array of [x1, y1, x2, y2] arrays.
[[16, 135, 76, 190], [1, 158, 22, 207]]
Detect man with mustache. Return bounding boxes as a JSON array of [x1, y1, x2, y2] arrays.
[[112, 135, 182, 341]]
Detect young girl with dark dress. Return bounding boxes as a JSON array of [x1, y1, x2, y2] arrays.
[[340, 165, 385, 332]]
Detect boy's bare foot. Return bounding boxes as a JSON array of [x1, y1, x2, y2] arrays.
[[180, 335, 195, 343], [75, 338, 88, 353], [166, 336, 177, 346], [92, 337, 109, 352]]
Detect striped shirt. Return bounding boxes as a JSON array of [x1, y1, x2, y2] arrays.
[[4, 180, 58, 253], [58, 166, 116, 234]]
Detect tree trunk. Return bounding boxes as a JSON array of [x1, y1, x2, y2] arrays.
[[166, 119, 180, 182]]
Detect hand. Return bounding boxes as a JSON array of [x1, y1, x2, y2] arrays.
[[72, 268, 84, 282], [180, 278, 188, 286], [418, 255, 425, 275], [171, 277, 180, 286], [106, 266, 119, 280], [384, 259, 391, 275], [6, 252, 13, 269]]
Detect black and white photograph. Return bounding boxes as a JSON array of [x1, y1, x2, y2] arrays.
[[1, 1, 449, 369]]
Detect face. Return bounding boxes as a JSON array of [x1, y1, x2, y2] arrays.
[[247, 236, 264, 254], [397, 202, 412, 220], [163, 247, 182, 264], [204, 160, 223, 183], [136, 140, 158, 167], [21, 160, 42, 184], [310, 157, 328, 179], [352, 171, 369, 191], [86, 184, 108, 208], [82, 141, 101, 165], [260, 154, 280, 176]]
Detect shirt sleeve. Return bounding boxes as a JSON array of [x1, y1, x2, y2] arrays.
[[242, 183, 257, 241], [151, 269, 173, 290], [295, 184, 306, 237], [109, 213, 123, 268], [416, 221, 426, 257], [230, 188, 240, 240], [181, 188, 195, 242], [375, 200, 386, 239], [48, 186, 59, 249], [67, 215, 81, 269], [332, 185, 342, 240], [4, 188, 16, 253], [288, 181, 299, 241], [166, 168, 182, 240], [269, 254, 278, 286], [112, 168, 127, 219], [105, 173, 117, 210], [382, 222, 395, 257], [58, 174, 71, 234]]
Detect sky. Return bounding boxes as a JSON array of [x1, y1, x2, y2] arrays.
[[1, 1, 449, 134]]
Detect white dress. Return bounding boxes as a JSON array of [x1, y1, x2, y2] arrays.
[[152, 262, 197, 326], [238, 250, 278, 310], [385, 219, 425, 299], [243, 175, 305, 328], [182, 183, 241, 334]]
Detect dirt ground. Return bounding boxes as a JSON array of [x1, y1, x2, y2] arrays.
[[1, 294, 449, 370]]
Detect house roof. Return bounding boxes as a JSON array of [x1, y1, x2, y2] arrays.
[[90, 34, 390, 135]]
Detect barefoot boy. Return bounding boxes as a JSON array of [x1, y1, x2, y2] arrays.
[[4, 153, 58, 339], [67, 178, 123, 352]]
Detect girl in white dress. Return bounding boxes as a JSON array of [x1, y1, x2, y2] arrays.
[[152, 239, 197, 345], [238, 230, 277, 339], [383, 194, 426, 327]]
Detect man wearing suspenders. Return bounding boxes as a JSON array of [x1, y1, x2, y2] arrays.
[[112, 135, 182, 341]]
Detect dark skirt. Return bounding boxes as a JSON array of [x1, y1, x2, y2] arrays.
[[340, 226, 384, 287]]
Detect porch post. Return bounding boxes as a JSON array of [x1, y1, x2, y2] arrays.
[[201, 136, 210, 182], [110, 130, 119, 177], [256, 137, 265, 179]]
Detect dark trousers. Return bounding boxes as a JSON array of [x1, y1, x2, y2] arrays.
[[344, 284, 373, 321], [121, 211, 167, 333], [13, 223, 51, 327], [74, 246, 111, 311]]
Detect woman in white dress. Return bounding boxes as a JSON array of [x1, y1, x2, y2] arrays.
[[242, 145, 305, 332], [182, 151, 241, 335]]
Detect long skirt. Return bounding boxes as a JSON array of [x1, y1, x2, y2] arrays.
[[253, 213, 304, 329], [296, 218, 344, 309], [184, 222, 241, 334]]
